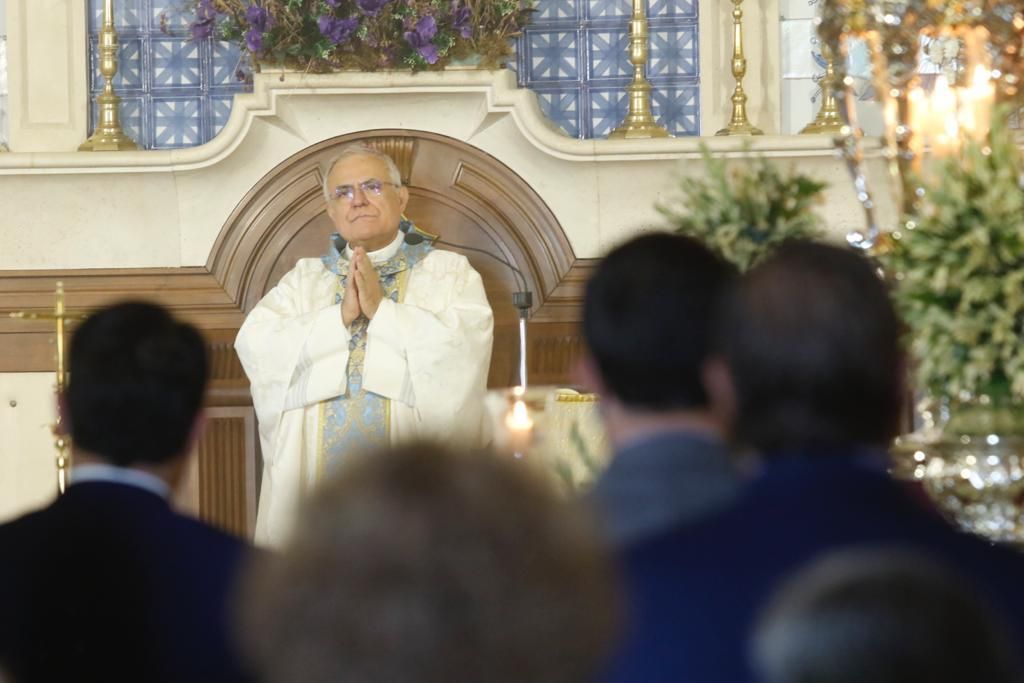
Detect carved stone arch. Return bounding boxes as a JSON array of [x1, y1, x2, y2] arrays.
[[208, 129, 591, 386]]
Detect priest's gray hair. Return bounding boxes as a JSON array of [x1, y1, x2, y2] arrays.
[[321, 144, 403, 202]]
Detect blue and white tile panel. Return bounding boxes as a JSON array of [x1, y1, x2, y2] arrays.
[[518, 0, 700, 138], [88, 0, 251, 150]]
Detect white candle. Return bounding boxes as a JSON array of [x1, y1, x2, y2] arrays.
[[959, 64, 995, 142], [907, 86, 927, 162], [504, 396, 534, 457], [930, 75, 960, 158]]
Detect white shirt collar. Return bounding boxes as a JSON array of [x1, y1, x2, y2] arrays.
[[344, 230, 403, 265], [71, 463, 171, 499]]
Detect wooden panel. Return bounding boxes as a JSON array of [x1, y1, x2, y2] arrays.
[[172, 446, 201, 521], [206, 329, 248, 382], [193, 408, 258, 538], [0, 269, 243, 372], [492, 323, 585, 388], [0, 267, 594, 385], [365, 137, 417, 184]]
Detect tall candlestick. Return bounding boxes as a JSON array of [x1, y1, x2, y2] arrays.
[[716, 0, 763, 136], [608, 0, 670, 138], [800, 44, 844, 135], [5, 283, 88, 494], [80, 0, 138, 151]]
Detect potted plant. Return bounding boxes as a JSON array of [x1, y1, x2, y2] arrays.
[[186, 0, 533, 72], [659, 147, 827, 271], [881, 114, 1024, 544]]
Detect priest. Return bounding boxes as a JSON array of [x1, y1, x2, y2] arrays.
[[236, 144, 494, 547]]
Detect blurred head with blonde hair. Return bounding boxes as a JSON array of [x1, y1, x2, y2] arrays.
[[240, 442, 619, 683]]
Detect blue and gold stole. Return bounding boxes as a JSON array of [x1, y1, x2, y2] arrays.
[[315, 224, 433, 482]]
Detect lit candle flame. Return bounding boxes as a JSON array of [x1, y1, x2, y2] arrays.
[[504, 395, 534, 457], [506, 399, 533, 431]]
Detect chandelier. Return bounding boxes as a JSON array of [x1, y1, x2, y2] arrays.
[[817, 0, 1024, 249]]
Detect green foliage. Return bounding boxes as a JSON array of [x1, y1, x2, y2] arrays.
[[658, 146, 827, 271], [550, 420, 604, 495], [659, 147, 827, 272], [189, 0, 532, 72], [882, 113, 1024, 401]]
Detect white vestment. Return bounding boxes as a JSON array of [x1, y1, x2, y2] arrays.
[[235, 233, 494, 546]]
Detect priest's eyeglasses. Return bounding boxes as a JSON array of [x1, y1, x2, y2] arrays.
[[330, 179, 399, 202]]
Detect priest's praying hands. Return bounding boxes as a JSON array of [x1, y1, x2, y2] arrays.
[[352, 246, 383, 320], [340, 264, 360, 327], [340, 247, 383, 325]]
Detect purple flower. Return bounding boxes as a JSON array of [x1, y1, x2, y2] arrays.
[[245, 5, 272, 33], [191, 17, 215, 40], [325, 0, 340, 5], [451, 2, 472, 39], [243, 4, 273, 53], [197, 0, 217, 20], [318, 15, 359, 45], [189, 0, 218, 40], [356, 0, 391, 16], [404, 15, 438, 64], [245, 28, 263, 52]]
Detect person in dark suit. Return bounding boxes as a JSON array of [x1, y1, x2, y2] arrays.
[[0, 302, 254, 683], [580, 233, 741, 546], [603, 242, 1024, 683]]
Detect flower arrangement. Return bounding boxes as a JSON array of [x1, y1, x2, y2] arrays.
[[659, 147, 827, 271], [882, 114, 1024, 402], [187, 0, 533, 72]]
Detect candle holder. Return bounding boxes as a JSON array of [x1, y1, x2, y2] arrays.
[[487, 386, 541, 459], [5, 282, 88, 494], [608, 0, 670, 138], [484, 386, 611, 490], [80, 0, 138, 151], [716, 0, 762, 136], [799, 44, 844, 135]]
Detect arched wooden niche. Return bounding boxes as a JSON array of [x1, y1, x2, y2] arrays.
[[209, 129, 593, 387]]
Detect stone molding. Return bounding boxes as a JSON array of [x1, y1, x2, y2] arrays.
[[0, 69, 866, 174]]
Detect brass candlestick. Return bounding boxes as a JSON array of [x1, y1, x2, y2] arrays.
[[716, 0, 763, 136], [800, 44, 845, 135], [6, 283, 88, 494], [607, 0, 670, 138], [80, 0, 138, 151]]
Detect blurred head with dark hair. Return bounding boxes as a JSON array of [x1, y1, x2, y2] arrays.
[[753, 549, 1022, 683], [240, 442, 619, 683], [710, 241, 904, 453], [65, 301, 208, 470], [581, 232, 737, 443]]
